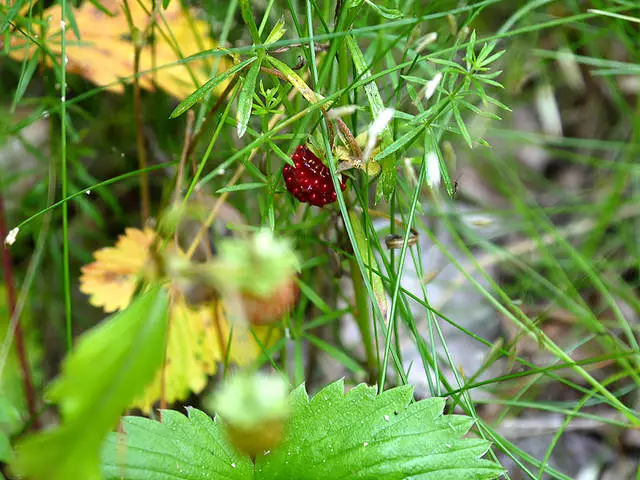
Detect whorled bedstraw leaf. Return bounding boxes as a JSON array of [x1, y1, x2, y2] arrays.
[[264, 16, 286, 46], [265, 56, 324, 106], [12, 286, 169, 480], [101, 380, 504, 480], [237, 58, 262, 138], [171, 57, 257, 118]]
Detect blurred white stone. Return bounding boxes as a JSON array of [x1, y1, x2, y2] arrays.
[[0, 115, 49, 211], [340, 202, 505, 401]]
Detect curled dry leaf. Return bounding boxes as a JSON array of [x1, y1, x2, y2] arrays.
[[79, 228, 277, 412], [8, 0, 231, 99], [335, 131, 381, 176]]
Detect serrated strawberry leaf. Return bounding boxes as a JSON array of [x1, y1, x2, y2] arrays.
[[101, 380, 503, 480], [258, 379, 503, 479], [102, 408, 252, 480]]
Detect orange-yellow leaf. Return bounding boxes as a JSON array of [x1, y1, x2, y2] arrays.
[[8, 0, 230, 99], [79, 227, 155, 313], [79, 228, 277, 412]]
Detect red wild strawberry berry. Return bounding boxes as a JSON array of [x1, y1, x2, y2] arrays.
[[283, 145, 346, 207]]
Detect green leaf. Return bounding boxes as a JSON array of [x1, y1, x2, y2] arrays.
[[264, 16, 286, 46], [102, 408, 252, 480], [375, 124, 425, 161], [345, 36, 395, 202], [349, 211, 388, 321], [344, 0, 365, 8], [0, 0, 26, 34], [0, 285, 42, 457], [296, 279, 331, 314], [304, 335, 365, 375], [400, 74, 429, 85], [364, 0, 402, 19], [0, 423, 12, 463], [86, 0, 116, 16], [258, 380, 504, 479], [377, 166, 397, 203], [453, 106, 473, 148], [266, 56, 323, 106], [237, 58, 262, 138], [216, 182, 266, 193], [0, 396, 23, 462], [344, 37, 385, 119], [100, 382, 503, 480], [64, 4, 82, 42], [13, 287, 169, 480], [170, 57, 256, 118], [12, 53, 40, 110], [240, 0, 261, 45]]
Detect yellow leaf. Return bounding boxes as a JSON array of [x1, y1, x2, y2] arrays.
[[79, 228, 277, 412], [79, 227, 154, 313], [8, 0, 230, 99]]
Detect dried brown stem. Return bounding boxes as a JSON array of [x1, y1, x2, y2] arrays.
[[268, 42, 330, 54], [334, 117, 360, 157], [260, 66, 289, 82], [133, 45, 151, 224], [173, 110, 195, 204], [0, 196, 38, 429], [185, 76, 239, 161], [185, 77, 304, 259]]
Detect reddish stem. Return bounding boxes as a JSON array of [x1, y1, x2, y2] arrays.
[[0, 196, 39, 429]]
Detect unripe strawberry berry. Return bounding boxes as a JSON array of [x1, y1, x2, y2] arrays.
[[241, 277, 299, 325], [214, 372, 290, 458], [283, 145, 346, 207]]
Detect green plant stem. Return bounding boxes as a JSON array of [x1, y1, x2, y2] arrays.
[[334, 3, 375, 382], [349, 258, 377, 383], [377, 146, 427, 391], [240, 0, 261, 46], [60, 0, 72, 353], [185, 75, 238, 162], [337, 36, 349, 106]]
